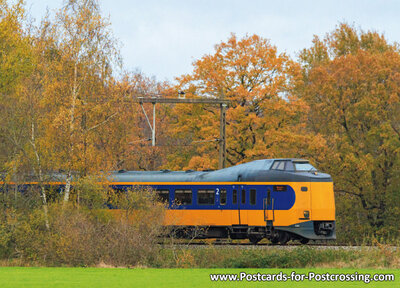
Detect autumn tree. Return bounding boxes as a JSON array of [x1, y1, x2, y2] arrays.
[[0, 7, 49, 230], [167, 34, 326, 170], [297, 23, 400, 241], [0, 0, 34, 172], [39, 0, 121, 204], [0, 0, 54, 229]]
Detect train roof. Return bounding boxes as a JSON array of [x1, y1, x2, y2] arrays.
[[110, 158, 332, 183]]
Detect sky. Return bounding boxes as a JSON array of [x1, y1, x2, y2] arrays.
[[23, 0, 400, 83]]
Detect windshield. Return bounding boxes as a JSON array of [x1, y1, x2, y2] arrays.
[[294, 162, 317, 171]]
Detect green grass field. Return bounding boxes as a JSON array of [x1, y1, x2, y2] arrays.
[[0, 267, 398, 287]]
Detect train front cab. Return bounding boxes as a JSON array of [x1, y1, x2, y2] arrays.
[[263, 182, 336, 244], [261, 160, 336, 244], [231, 160, 336, 244]]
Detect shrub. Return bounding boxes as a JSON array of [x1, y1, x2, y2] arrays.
[[0, 183, 166, 267]]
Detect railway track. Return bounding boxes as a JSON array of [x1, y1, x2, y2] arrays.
[[158, 240, 398, 250]]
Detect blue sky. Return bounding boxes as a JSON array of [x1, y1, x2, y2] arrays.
[[24, 0, 400, 82]]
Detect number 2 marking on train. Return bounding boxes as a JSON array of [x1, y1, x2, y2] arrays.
[[216, 188, 219, 195]]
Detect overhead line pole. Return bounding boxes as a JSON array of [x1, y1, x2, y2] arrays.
[[219, 103, 227, 170], [152, 102, 156, 147], [132, 96, 230, 169]]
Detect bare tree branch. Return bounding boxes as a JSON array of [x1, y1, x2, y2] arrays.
[[87, 112, 118, 132]]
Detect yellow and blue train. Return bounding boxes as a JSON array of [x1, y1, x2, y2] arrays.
[[111, 158, 336, 244]]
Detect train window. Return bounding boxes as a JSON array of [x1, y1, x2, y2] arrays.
[[156, 189, 169, 203], [267, 189, 271, 205], [271, 161, 280, 170], [232, 189, 237, 204], [250, 189, 256, 205], [241, 190, 246, 204], [174, 189, 192, 205], [294, 162, 317, 171], [273, 185, 287, 192], [285, 161, 295, 171], [198, 189, 215, 205], [276, 161, 285, 170], [271, 161, 285, 170], [220, 189, 227, 205]]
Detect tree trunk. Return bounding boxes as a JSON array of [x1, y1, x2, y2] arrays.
[[63, 63, 78, 206], [63, 170, 72, 206], [30, 122, 50, 229]]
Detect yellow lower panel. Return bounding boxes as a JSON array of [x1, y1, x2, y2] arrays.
[[165, 209, 302, 227], [165, 210, 231, 226]]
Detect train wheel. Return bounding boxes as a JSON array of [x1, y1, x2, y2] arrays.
[[278, 232, 290, 245], [270, 237, 279, 244], [300, 238, 309, 244], [249, 235, 262, 244]]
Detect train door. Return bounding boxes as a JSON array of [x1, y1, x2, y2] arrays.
[[299, 181, 311, 221], [263, 186, 274, 223], [231, 182, 248, 225], [238, 185, 248, 225], [231, 186, 240, 225]]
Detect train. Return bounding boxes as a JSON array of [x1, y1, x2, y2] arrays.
[[110, 158, 336, 244], [0, 158, 336, 244]]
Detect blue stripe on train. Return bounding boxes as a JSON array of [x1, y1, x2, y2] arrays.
[[111, 184, 296, 211]]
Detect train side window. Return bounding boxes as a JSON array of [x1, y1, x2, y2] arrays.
[[232, 189, 237, 204], [198, 189, 215, 205], [250, 189, 256, 205], [271, 161, 280, 170], [267, 189, 271, 205], [285, 161, 295, 171], [174, 189, 192, 205], [271, 161, 285, 170], [241, 189, 246, 204], [220, 189, 227, 205], [156, 189, 169, 203], [276, 161, 285, 170]]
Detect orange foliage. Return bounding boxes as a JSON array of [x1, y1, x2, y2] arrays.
[[298, 23, 400, 234], [166, 34, 326, 170]]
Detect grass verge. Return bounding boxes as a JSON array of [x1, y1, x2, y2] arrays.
[[0, 267, 398, 288], [154, 245, 400, 269], [1, 246, 399, 269]]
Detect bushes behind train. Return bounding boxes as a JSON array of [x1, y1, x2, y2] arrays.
[[0, 180, 166, 266]]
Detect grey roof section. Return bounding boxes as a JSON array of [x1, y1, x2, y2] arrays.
[[109, 158, 332, 183], [111, 159, 274, 183]]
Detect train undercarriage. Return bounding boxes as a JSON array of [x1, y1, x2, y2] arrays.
[[168, 221, 336, 245]]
